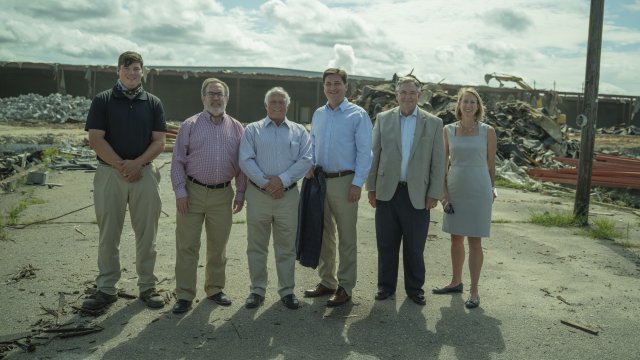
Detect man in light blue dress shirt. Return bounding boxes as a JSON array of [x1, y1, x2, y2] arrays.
[[365, 77, 445, 306], [239, 87, 312, 310], [303, 68, 373, 307]]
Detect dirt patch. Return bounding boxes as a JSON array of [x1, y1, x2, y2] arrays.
[[0, 152, 639, 359], [0, 122, 87, 147]]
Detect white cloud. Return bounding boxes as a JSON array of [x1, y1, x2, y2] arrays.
[[623, 0, 640, 11], [328, 44, 357, 74], [0, 0, 638, 95]]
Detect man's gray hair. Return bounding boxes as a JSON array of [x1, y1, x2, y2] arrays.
[[395, 76, 421, 92], [264, 87, 291, 107]]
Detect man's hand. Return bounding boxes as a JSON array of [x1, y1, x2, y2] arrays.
[[118, 159, 143, 182], [176, 197, 189, 215], [305, 168, 314, 179], [271, 188, 285, 199], [348, 185, 361, 203], [232, 200, 244, 214], [426, 197, 438, 210], [368, 191, 376, 208], [264, 176, 284, 194]]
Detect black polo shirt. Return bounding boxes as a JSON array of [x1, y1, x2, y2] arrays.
[[85, 85, 166, 161]]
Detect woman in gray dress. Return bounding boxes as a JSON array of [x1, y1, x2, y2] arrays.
[[432, 87, 497, 309]]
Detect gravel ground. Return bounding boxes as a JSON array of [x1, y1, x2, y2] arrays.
[[1, 151, 639, 360]]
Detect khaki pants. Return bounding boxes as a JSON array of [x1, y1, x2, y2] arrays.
[[245, 183, 299, 297], [93, 163, 161, 295], [174, 182, 234, 301], [317, 174, 359, 295]]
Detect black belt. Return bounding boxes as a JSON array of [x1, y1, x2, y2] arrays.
[[398, 181, 408, 187], [188, 175, 230, 189], [98, 159, 151, 167], [324, 170, 355, 178], [250, 180, 297, 192]]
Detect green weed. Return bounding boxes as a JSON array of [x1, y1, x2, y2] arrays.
[[6, 194, 46, 226], [495, 177, 538, 192], [581, 218, 623, 240], [529, 211, 581, 227]]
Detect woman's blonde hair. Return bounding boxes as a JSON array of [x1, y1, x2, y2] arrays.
[[455, 87, 485, 122]]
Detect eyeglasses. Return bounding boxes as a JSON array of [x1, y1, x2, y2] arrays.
[[398, 91, 419, 97], [204, 92, 226, 98]]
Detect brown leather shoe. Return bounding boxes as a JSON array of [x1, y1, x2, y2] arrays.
[[304, 283, 336, 298], [326, 286, 351, 307]]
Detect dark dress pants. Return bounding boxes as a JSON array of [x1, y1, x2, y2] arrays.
[[375, 185, 429, 296]]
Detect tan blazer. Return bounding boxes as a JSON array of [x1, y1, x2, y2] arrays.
[[366, 107, 445, 209]]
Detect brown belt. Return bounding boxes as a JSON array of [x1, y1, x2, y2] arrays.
[[250, 180, 297, 192], [398, 181, 408, 187], [188, 175, 230, 189], [324, 170, 355, 178]]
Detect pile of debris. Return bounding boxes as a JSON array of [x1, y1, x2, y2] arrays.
[[353, 80, 579, 168], [596, 125, 640, 136], [0, 93, 91, 124]]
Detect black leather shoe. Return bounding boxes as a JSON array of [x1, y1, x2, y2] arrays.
[[82, 291, 117, 311], [409, 293, 426, 306], [245, 293, 264, 309], [208, 292, 232, 306], [465, 296, 480, 309], [281, 294, 300, 310], [375, 289, 393, 300], [172, 299, 192, 314], [432, 283, 463, 294]]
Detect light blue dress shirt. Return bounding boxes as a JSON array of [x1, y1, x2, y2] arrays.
[[399, 107, 417, 182], [239, 117, 312, 188], [310, 98, 373, 187]]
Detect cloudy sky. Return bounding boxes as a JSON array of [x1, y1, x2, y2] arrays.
[[1, 0, 639, 95]]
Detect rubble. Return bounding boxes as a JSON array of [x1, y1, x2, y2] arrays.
[[354, 80, 580, 168], [0, 93, 90, 124], [596, 124, 639, 136]]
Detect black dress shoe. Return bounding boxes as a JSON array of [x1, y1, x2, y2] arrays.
[[465, 296, 480, 309], [245, 293, 264, 309], [409, 293, 426, 306], [432, 283, 463, 294], [281, 294, 300, 310], [375, 289, 393, 300], [208, 292, 232, 306], [172, 299, 192, 314]]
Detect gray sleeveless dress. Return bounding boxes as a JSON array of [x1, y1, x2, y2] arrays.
[[442, 122, 493, 237]]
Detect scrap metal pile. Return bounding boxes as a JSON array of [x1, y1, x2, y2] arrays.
[[0, 93, 91, 123], [353, 80, 580, 168]]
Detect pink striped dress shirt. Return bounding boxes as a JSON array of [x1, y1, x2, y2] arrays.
[[170, 112, 247, 201]]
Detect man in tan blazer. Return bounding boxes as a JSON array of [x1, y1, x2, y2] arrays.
[[366, 76, 445, 305]]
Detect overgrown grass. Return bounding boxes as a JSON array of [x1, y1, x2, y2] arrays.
[[41, 147, 60, 164], [529, 211, 582, 227], [529, 211, 630, 244], [8, 198, 46, 225], [495, 177, 539, 192], [581, 218, 624, 240], [5, 191, 46, 226]]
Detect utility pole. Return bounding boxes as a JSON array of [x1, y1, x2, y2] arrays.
[[574, 0, 605, 224]]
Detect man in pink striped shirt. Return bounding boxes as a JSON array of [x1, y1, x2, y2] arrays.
[[170, 78, 247, 314]]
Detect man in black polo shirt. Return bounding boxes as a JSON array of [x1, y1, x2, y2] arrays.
[[83, 51, 167, 311]]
